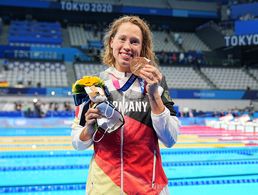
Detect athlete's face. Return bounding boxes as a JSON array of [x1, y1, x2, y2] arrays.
[[110, 22, 143, 72]]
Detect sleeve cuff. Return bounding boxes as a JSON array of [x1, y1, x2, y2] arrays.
[[151, 106, 170, 118], [72, 126, 93, 150], [78, 130, 93, 145]]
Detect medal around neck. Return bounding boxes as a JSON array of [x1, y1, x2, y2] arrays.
[[130, 57, 151, 76]]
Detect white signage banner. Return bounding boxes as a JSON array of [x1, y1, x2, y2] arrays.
[[225, 34, 258, 46], [60, 1, 113, 13]]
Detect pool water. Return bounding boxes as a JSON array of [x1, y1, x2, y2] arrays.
[[1, 126, 258, 195]]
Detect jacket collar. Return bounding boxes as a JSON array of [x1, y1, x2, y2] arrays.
[[106, 66, 132, 79]]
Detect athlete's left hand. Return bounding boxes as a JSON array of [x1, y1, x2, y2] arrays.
[[138, 64, 162, 97]]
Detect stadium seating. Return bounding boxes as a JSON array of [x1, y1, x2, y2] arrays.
[[74, 63, 107, 79], [3, 61, 68, 87], [248, 68, 258, 80], [160, 66, 211, 89], [1, 16, 258, 91], [2, 59, 258, 90], [201, 67, 258, 90], [179, 32, 210, 52], [9, 20, 62, 47], [153, 31, 179, 52], [67, 25, 209, 53], [68, 25, 103, 49], [68, 26, 88, 47]]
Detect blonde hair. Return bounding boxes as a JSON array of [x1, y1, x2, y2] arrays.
[[102, 15, 157, 67]]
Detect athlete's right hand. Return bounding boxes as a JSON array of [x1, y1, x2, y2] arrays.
[[80, 108, 101, 141], [85, 108, 101, 128]]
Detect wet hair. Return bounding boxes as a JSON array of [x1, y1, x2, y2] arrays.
[[102, 15, 157, 67]]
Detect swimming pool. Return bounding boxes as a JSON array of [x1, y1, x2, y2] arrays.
[[1, 126, 258, 195]]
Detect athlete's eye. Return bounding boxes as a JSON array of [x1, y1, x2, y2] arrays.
[[118, 36, 126, 42], [131, 38, 140, 45]]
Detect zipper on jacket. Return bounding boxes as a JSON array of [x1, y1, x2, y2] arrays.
[[152, 149, 157, 188], [120, 91, 126, 194]]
